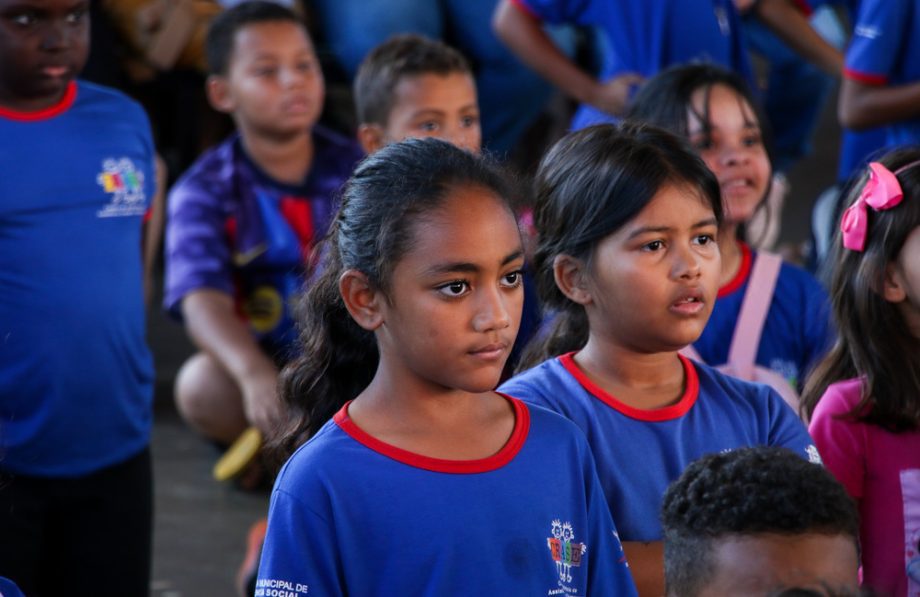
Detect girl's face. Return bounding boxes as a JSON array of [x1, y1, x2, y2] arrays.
[[687, 83, 771, 227], [375, 185, 525, 394], [889, 225, 920, 337], [580, 183, 721, 352]]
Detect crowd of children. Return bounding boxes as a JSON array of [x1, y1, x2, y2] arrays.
[[1, 0, 919, 595]]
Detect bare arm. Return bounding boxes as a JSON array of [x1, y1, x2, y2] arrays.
[[491, 0, 642, 117], [839, 76, 920, 129], [181, 289, 282, 434], [754, 0, 843, 76], [622, 541, 665, 597], [142, 154, 167, 307]]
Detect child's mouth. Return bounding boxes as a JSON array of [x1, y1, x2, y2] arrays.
[[42, 66, 69, 78]]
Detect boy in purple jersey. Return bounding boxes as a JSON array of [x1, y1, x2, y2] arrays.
[[0, 0, 158, 593], [164, 1, 362, 449]]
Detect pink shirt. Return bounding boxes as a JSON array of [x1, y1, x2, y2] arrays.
[[809, 378, 920, 596]]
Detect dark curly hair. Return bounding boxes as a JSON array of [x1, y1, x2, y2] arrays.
[[661, 447, 858, 597]]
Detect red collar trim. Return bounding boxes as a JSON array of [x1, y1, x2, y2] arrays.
[[0, 81, 78, 121], [559, 352, 699, 421], [718, 241, 752, 298], [333, 394, 530, 473]]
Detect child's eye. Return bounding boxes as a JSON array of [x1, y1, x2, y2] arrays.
[[460, 115, 479, 128], [436, 280, 469, 297], [693, 234, 715, 246], [255, 66, 277, 76], [642, 240, 665, 252], [500, 270, 524, 288], [743, 135, 762, 147], [296, 61, 314, 73], [10, 12, 38, 26], [418, 121, 440, 132], [66, 7, 87, 24]]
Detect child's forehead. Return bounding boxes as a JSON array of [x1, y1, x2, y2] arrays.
[[687, 83, 757, 127], [229, 20, 314, 60], [0, 0, 86, 10]]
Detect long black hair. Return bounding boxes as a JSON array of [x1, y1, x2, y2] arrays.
[[516, 122, 722, 371], [801, 148, 920, 431], [271, 137, 516, 461]]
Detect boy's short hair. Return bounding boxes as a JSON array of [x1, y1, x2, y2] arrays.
[[661, 447, 859, 597], [353, 34, 472, 126], [206, 1, 302, 76]]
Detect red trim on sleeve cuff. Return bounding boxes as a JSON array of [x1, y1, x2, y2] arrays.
[[0, 81, 77, 121], [559, 352, 700, 421], [718, 241, 752, 298], [843, 68, 888, 86], [509, 0, 540, 20], [333, 394, 530, 473], [791, 0, 813, 16]]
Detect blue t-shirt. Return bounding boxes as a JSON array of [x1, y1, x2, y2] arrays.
[[512, 0, 752, 129], [257, 398, 638, 596], [844, 0, 920, 147], [694, 244, 833, 390], [0, 81, 155, 477], [499, 354, 818, 541]]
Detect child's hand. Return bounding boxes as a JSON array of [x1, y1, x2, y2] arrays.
[[241, 367, 283, 436], [589, 73, 645, 117]]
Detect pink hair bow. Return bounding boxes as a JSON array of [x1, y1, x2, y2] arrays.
[[840, 162, 905, 251]]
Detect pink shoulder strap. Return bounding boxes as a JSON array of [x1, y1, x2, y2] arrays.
[[727, 251, 782, 379]]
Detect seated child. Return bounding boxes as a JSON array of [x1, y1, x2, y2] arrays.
[[499, 122, 817, 595], [628, 64, 834, 405], [353, 33, 480, 155], [257, 138, 638, 595], [163, 1, 363, 448], [661, 446, 860, 596]]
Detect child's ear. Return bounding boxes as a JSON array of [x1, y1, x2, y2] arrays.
[[339, 269, 385, 330], [553, 254, 593, 305], [357, 123, 385, 155], [882, 262, 908, 303], [206, 75, 235, 114]]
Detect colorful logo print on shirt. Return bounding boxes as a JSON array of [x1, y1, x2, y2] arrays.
[[96, 158, 147, 217], [547, 519, 586, 585]]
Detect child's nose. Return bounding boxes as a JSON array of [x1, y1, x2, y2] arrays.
[[39, 21, 69, 52], [673, 244, 702, 279], [720, 143, 749, 167], [472, 287, 513, 332]]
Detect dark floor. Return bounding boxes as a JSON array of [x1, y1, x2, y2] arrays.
[[146, 90, 842, 596]]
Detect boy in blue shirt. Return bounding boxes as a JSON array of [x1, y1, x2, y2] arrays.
[[164, 1, 362, 450], [0, 0, 158, 593]]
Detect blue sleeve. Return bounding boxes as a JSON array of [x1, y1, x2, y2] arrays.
[[256, 488, 344, 597], [162, 173, 234, 316], [764, 388, 820, 464], [845, 0, 910, 83], [581, 445, 639, 596]]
